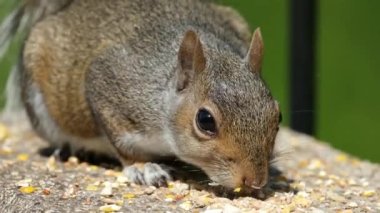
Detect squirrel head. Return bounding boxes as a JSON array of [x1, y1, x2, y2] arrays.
[[171, 28, 281, 189]]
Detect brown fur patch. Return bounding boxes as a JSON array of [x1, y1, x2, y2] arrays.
[[23, 18, 101, 138]]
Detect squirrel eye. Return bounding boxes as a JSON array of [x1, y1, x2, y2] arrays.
[[196, 108, 217, 136]]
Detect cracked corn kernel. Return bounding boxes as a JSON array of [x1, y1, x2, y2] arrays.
[[282, 202, 296, 213], [335, 154, 348, 162], [165, 194, 175, 202], [298, 160, 308, 168], [99, 204, 121, 212], [86, 185, 99, 191], [233, 187, 241, 193], [168, 182, 175, 189], [67, 156, 79, 165], [307, 159, 324, 170], [17, 154, 29, 161], [89, 165, 99, 171], [123, 193, 136, 199], [362, 190, 376, 197], [281, 206, 291, 213], [293, 195, 312, 208], [0, 124, 9, 142], [19, 186, 37, 194], [0, 147, 13, 154]]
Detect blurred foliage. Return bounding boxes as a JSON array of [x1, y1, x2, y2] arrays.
[[0, 1, 17, 100], [317, 0, 380, 163], [0, 0, 379, 162]]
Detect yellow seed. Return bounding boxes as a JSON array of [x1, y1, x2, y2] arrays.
[[123, 193, 136, 199], [0, 147, 13, 154], [0, 124, 10, 142], [17, 154, 29, 161], [282, 203, 296, 213], [67, 156, 79, 165], [168, 182, 175, 189], [362, 190, 376, 197], [99, 204, 121, 212], [293, 195, 312, 207], [89, 165, 99, 171], [19, 186, 37, 194], [165, 194, 175, 202], [281, 206, 291, 213], [335, 154, 348, 162], [86, 185, 99, 191], [307, 159, 324, 170], [202, 197, 212, 205], [233, 187, 241, 193], [298, 160, 308, 168]]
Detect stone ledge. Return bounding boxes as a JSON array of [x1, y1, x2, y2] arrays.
[[0, 123, 379, 212]]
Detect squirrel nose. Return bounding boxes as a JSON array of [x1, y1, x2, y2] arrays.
[[242, 175, 267, 189]]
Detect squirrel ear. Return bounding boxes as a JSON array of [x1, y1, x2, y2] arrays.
[[177, 30, 206, 90], [246, 28, 264, 73]]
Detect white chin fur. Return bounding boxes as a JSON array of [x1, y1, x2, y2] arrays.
[[271, 127, 293, 165]]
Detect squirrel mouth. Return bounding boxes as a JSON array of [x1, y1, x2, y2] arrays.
[[250, 185, 262, 190]]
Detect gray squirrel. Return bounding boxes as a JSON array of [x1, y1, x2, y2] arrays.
[[0, 0, 281, 189]]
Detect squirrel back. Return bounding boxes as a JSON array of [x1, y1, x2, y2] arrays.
[[13, 0, 253, 138]]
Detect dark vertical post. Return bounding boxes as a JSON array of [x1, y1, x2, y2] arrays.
[[290, 0, 316, 135]]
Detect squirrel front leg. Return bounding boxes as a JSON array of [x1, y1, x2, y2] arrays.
[[88, 103, 175, 187], [113, 130, 174, 187], [123, 162, 173, 187]]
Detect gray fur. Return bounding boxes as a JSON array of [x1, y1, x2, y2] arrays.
[[85, 0, 279, 188], [3, 0, 280, 189]]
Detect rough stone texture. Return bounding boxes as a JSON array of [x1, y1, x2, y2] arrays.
[[0, 122, 379, 212]]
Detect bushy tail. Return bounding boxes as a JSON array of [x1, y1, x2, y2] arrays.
[[0, 0, 73, 127]]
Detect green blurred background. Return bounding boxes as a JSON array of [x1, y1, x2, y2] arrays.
[[0, 1, 379, 162]]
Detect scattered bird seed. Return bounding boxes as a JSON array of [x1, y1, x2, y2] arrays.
[[2, 126, 380, 212], [99, 204, 121, 212], [179, 201, 192, 211]]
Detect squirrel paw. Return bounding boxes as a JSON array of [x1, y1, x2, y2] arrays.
[[123, 162, 173, 187]]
